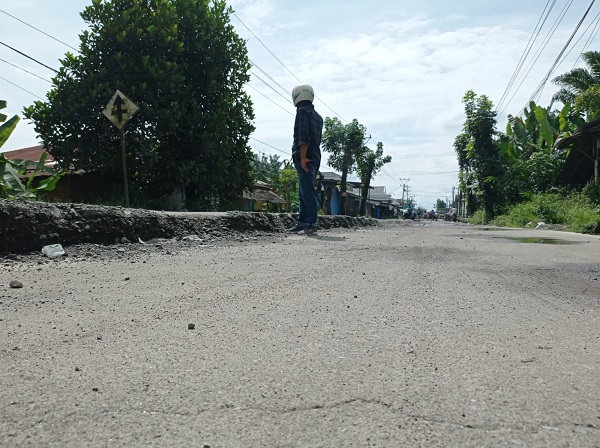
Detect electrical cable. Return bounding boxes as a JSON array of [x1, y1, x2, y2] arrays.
[[249, 58, 290, 98], [499, 0, 575, 116], [250, 69, 293, 105], [249, 137, 289, 156], [0, 9, 80, 53], [246, 83, 294, 117], [0, 41, 59, 73], [554, 8, 600, 71], [572, 9, 600, 67], [496, 0, 556, 112], [0, 58, 53, 83], [0, 75, 44, 99], [231, 10, 348, 123], [525, 0, 596, 109]]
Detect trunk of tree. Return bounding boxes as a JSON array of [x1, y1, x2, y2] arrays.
[[359, 178, 371, 216], [340, 167, 348, 215], [339, 147, 352, 215]]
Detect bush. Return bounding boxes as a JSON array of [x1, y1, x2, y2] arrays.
[[468, 210, 487, 224], [582, 180, 600, 205], [490, 191, 600, 233]]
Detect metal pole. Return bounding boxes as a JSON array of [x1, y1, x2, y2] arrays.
[[120, 128, 130, 208]]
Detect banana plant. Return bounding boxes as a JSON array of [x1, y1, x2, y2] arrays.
[[0, 100, 63, 198]]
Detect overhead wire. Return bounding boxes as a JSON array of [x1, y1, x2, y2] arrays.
[[231, 10, 348, 123], [0, 75, 44, 99], [524, 0, 597, 110], [572, 8, 600, 67], [249, 137, 289, 156], [496, 0, 556, 112], [0, 9, 80, 53], [246, 83, 294, 117], [499, 0, 575, 116], [0, 58, 53, 83], [0, 41, 59, 73]]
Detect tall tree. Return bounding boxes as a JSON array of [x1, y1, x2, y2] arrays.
[[355, 142, 391, 216], [552, 50, 600, 119], [455, 90, 502, 221], [322, 118, 367, 214], [24, 0, 254, 209]]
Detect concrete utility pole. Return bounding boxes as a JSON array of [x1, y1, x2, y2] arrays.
[[399, 178, 410, 208]]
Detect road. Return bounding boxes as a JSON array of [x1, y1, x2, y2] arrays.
[[1, 221, 599, 447]]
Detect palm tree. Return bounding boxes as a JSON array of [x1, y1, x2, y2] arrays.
[[552, 51, 600, 108]]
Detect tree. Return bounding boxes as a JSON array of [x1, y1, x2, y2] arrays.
[[455, 90, 502, 221], [552, 51, 600, 119], [24, 0, 254, 209], [355, 142, 391, 215], [322, 118, 368, 214], [436, 198, 447, 210]]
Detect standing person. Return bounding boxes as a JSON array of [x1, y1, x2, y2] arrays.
[[287, 84, 323, 235]]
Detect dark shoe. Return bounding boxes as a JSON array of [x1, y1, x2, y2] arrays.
[[286, 225, 305, 233], [300, 227, 318, 235]]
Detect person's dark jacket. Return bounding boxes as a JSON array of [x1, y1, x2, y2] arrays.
[[292, 103, 323, 164]]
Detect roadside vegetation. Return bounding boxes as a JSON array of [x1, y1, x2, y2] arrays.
[[455, 50, 600, 234]]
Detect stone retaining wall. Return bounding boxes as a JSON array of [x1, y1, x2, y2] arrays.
[[0, 199, 377, 254]]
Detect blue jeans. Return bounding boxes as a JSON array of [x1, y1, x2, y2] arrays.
[[294, 159, 320, 228]]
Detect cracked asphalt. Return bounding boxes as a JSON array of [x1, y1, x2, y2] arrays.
[[1, 221, 599, 447]]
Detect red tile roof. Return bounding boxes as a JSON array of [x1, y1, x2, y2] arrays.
[[2, 145, 51, 162]]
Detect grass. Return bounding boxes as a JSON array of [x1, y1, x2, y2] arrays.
[[470, 191, 600, 234]]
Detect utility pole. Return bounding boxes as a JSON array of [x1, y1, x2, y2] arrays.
[[399, 178, 410, 208]]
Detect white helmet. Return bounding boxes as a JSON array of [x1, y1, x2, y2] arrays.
[[292, 84, 315, 106]]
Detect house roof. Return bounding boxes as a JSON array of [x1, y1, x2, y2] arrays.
[[2, 145, 50, 162], [557, 118, 600, 186]]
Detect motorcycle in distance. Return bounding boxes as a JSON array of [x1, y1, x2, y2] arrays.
[[443, 208, 458, 222], [402, 205, 416, 220]]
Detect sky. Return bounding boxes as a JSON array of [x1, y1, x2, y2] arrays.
[[1, 0, 599, 208]]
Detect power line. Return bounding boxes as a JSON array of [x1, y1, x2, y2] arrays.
[[0, 41, 59, 73], [0, 9, 80, 53], [232, 10, 348, 123], [572, 9, 600, 67], [524, 0, 597, 110], [249, 58, 290, 98], [249, 137, 289, 156], [496, 0, 556, 111], [0, 58, 53, 83], [250, 69, 293, 105], [555, 8, 600, 70], [0, 75, 44, 99], [246, 83, 294, 117], [499, 0, 575, 116]]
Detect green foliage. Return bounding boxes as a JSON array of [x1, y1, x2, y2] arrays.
[[0, 100, 64, 199], [455, 90, 502, 220], [490, 191, 600, 233], [355, 141, 391, 215], [0, 152, 64, 199], [0, 100, 20, 149], [582, 179, 600, 205], [552, 51, 600, 119], [436, 198, 447, 210], [322, 117, 369, 214], [23, 0, 254, 208], [468, 210, 487, 225]]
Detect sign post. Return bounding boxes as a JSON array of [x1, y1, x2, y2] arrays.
[[102, 90, 139, 207]]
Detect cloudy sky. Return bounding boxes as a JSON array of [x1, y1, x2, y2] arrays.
[[1, 0, 599, 207]]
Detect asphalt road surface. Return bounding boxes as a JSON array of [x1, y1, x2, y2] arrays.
[[1, 221, 599, 447]]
